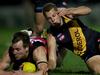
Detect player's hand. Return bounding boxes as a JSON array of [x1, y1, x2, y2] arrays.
[[37, 63, 48, 72], [58, 8, 67, 16], [58, 8, 74, 19]]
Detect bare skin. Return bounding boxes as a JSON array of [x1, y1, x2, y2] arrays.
[[0, 40, 47, 75], [86, 55, 100, 74], [43, 3, 100, 74], [47, 34, 57, 70], [34, 13, 46, 34]]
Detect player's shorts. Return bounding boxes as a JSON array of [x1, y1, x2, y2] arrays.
[[31, 0, 67, 12], [81, 32, 100, 62]]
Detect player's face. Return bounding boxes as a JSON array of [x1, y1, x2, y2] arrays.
[[12, 40, 29, 60], [45, 8, 61, 27]]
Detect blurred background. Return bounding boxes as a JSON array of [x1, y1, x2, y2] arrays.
[[0, 0, 100, 28], [0, 0, 100, 75]]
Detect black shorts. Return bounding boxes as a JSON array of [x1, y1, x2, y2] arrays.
[[81, 32, 100, 62], [31, 0, 67, 12]]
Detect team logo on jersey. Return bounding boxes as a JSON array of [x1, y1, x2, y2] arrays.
[[30, 36, 46, 45], [57, 33, 65, 41], [64, 17, 87, 56]]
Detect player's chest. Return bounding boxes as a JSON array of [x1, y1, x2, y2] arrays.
[[54, 28, 71, 44]]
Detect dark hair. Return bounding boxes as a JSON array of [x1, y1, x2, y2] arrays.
[[43, 3, 58, 18], [12, 32, 30, 48]]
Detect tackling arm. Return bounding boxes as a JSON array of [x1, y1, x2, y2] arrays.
[[0, 50, 13, 75], [33, 46, 48, 75], [0, 50, 11, 70], [47, 34, 57, 70]]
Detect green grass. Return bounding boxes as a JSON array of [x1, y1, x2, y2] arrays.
[[0, 27, 21, 57], [0, 26, 100, 75]]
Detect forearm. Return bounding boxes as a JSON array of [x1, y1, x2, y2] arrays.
[[13, 70, 44, 75], [47, 34, 57, 70], [25, 70, 44, 75], [33, 46, 48, 74], [0, 70, 13, 75], [66, 6, 92, 16], [73, 6, 92, 16]]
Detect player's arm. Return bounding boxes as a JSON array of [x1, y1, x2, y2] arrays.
[[13, 70, 44, 75], [33, 45, 48, 75], [47, 34, 57, 70], [0, 50, 11, 70], [58, 6, 92, 18], [0, 50, 13, 75], [66, 6, 92, 15]]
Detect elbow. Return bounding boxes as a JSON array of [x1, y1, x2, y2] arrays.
[[87, 7, 92, 14], [78, 6, 92, 15], [48, 58, 57, 70], [82, 6, 92, 14]]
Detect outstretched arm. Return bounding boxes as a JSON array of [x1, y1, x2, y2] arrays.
[[0, 50, 14, 75], [13, 70, 44, 75], [0, 50, 10, 70], [58, 6, 92, 18]]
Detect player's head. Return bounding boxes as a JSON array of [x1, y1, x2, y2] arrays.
[[43, 3, 61, 27], [11, 32, 30, 60]]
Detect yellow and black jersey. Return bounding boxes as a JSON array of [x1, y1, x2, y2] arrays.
[[48, 16, 100, 61]]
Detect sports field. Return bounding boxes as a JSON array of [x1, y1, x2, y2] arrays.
[[0, 26, 100, 75]]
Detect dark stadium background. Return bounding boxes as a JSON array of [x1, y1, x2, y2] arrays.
[[0, 0, 100, 75]]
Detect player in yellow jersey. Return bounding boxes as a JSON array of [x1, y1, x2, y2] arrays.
[[30, 0, 68, 36], [43, 3, 100, 74]]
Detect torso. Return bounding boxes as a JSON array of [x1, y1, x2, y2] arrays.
[[49, 17, 100, 58]]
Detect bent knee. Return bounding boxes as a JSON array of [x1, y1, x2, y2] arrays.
[[92, 67, 100, 74]]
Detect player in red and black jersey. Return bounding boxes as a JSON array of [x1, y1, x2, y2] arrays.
[[0, 31, 48, 75]]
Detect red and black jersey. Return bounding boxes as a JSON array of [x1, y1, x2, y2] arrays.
[[9, 36, 47, 70], [29, 36, 47, 50]]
